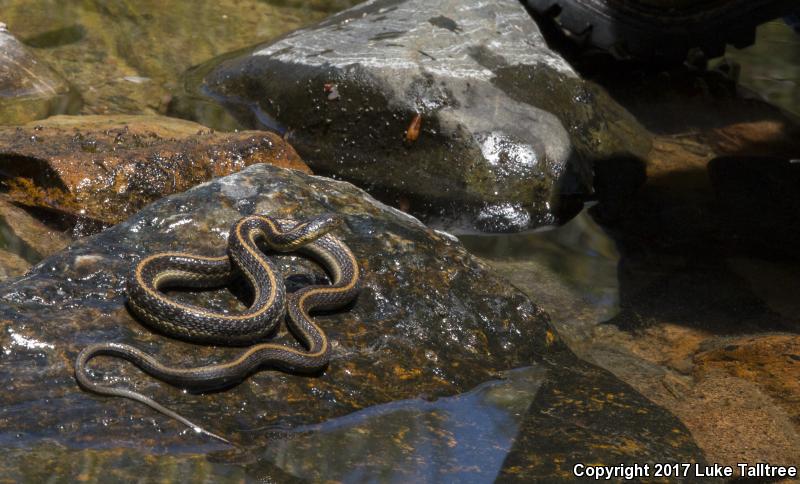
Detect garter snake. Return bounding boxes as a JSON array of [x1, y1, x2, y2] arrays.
[[74, 214, 361, 443]]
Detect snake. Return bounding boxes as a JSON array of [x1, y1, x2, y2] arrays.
[[74, 214, 361, 443]]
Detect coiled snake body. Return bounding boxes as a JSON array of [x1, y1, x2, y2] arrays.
[[74, 214, 361, 443]]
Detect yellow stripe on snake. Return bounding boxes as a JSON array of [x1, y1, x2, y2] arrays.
[[74, 214, 361, 443]]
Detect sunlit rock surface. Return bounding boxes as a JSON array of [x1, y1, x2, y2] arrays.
[[0, 115, 308, 235], [0, 164, 705, 480], [0, 23, 79, 125], [191, 0, 650, 233]]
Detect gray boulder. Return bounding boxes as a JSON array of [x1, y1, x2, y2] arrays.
[[191, 0, 650, 233]]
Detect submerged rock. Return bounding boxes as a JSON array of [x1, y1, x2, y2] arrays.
[[0, 198, 71, 279], [191, 0, 649, 233], [0, 23, 79, 124], [0, 164, 704, 480], [0, 248, 29, 279], [691, 334, 800, 461], [0, 115, 309, 235], [1, 0, 364, 118], [466, 208, 800, 473]]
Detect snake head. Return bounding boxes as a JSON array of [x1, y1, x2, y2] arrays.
[[270, 213, 344, 251], [304, 213, 343, 236]]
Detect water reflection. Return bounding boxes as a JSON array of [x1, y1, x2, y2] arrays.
[[0, 365, 567, 482], [250, 366, 546, 483], [0, 215, 43, 265], [459, 208, 620, 342]]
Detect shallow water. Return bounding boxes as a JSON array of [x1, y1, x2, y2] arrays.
[[4, 366, 548, 482], [460, 208, 621, 338], [253, 366, 547, 483], [0, 0, 362, 117], [1, 3, 797, 121]]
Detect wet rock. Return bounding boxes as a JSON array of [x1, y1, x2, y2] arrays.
[[670, 370, 800, 470], [0, 115, 309, 235], [0, 164, 705, 480], [0, 23, 79, 124], [192, 0, 650, 233], [497, 362, 709, 481], [0, 197, 70, 280], [0, 248, 29, 278], [0, 198, 71, 261], [253, 367, 551, 481]]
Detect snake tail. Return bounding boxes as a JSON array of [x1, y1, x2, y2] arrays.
[[74, 343, 231, 445]]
